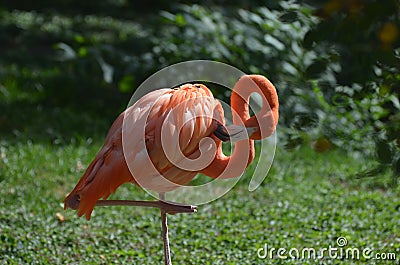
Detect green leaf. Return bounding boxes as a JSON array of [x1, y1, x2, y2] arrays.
[[53, 42, 77, 61], [118, 75, 135, 93], [78, 47, 88, 57], [74, 35, 85, 44], [95, 56, 114, 84], [390, 95, 400, 109], [175, 14, 186, 27], [264, 35, 285, 51], [280, 11, 298, 23]]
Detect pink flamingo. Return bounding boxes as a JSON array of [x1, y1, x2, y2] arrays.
[[64, 74, 279, 264]]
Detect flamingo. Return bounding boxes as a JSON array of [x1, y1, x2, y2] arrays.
[[64, 74, 279, 264]]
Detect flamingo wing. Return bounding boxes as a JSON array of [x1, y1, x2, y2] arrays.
[[63, 111, 135, 220], [64, 84, 224, 220], [123, 84, 224, 192]]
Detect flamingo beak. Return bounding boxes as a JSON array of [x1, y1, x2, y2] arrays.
[[214, 124, 257, 143], [227, 126, 257, 142]]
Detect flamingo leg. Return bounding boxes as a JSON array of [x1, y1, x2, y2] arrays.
[[95, 198, 197, 264], [159, 193, 172, 265], [95, 199, 197, 213]]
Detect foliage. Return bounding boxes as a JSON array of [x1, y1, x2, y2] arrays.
[[0, 1, 318, 105], [297, 0, 400, 182]]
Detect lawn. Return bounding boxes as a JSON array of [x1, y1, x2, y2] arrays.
[[1, 111, 399, 264]]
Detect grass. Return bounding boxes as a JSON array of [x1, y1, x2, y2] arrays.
[[1, 113, 399, 264]]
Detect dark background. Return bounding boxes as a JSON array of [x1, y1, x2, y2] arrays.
[[1, 0, 399, 180]]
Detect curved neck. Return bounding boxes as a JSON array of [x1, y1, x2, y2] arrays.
[[231, 75, 279, 140], [200, 75, 278, 179], [200, 136, 254, 179]]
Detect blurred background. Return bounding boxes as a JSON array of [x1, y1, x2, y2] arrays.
[[1, 0, 399, 181]]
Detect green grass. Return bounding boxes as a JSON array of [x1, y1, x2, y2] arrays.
[[1, 127, 399, 264]]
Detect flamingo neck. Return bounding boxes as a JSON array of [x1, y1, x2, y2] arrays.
[[200, 136, 254, 179], [200, 75, 278, 179], [231, 75, 279, 140]]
